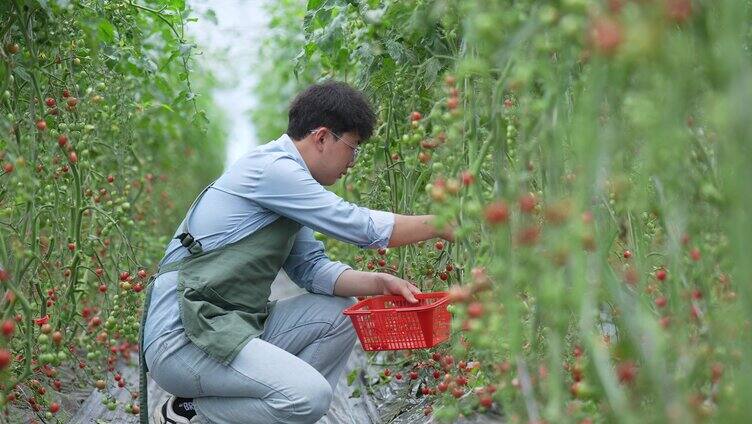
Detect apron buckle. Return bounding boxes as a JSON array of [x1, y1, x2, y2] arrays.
[[176, 232, 203, 254]]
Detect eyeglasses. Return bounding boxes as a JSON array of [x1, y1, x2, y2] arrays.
[[310, 128, 360, 163]]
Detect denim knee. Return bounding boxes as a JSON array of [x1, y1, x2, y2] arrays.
[[289, 376, 332, 422]]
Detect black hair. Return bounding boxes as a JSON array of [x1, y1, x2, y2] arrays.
[[287, 80, 376, 142]]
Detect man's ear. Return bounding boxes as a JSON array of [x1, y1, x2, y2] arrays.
[[313, 128, 327, 151]]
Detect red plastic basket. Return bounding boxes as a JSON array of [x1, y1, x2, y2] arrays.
[[342, 291, 451, 351]]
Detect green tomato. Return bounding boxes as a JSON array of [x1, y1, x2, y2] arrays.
[[538, 6, 558, 25], [465, 201, 481, 215], [560, 14, 582, 37]]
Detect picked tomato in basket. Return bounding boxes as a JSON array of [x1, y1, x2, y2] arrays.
[[343, 291, 451, 351]]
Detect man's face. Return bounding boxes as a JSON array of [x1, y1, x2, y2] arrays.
[[309, 127, 361, 186]]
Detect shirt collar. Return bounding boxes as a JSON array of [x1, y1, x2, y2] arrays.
[[279, 133, 312, 175]]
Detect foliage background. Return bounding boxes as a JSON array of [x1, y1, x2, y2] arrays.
[[252, 0, 752, 422], [0, 0, 224, 418]]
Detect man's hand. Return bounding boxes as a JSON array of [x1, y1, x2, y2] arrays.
[[439, 219, 458, 242], [377, 273, 422, 303]]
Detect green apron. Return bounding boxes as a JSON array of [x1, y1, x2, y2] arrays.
[[138, 183, 301, 424]]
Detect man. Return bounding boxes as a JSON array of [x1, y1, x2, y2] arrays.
[[139, 81, 454, 424]]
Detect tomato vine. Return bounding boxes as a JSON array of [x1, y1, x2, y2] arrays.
[[253, 1, 752, 422], [0, 0, 223, 420]]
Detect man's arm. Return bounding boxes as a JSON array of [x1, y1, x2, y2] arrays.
[[388, 214, 454, 247], [333, 214, 456, 302], [252, 157, 394, 249]]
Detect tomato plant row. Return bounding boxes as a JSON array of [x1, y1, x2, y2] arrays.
[[254, 1, 752, 422], [0, 0, 223, 420]]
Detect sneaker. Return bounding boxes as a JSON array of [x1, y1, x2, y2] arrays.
[[153, 395, 201, 424]]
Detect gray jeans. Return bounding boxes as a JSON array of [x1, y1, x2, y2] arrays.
[[145, 293, 358, 424]]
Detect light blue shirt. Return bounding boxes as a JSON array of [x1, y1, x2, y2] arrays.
[[143, 134, 395, 352]]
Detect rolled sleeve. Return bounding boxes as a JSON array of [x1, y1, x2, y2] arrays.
[[311, 261, 352, 295], [283, 227, 352, 295], [366, 209, 395, 249]]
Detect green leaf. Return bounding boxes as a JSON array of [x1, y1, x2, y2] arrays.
[[306, 42, 319, 57], [307, 0, 325, 11], [347, 368, 357, 386], [159, 50, 180, 71], [144, 57, 159, 74], [175, 89, 189, 103], [169, 0, 186, 11], [153, 75, 170, 94], [423, 57, 441, 87], [13, 67, 31, 82], [98, 20, 116, 44], [349, 388, 361, 398], [160, 103, 175, 113], [385, 40, 404, 63]]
